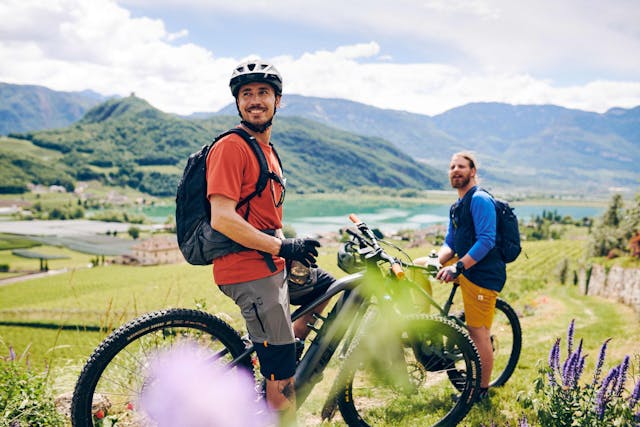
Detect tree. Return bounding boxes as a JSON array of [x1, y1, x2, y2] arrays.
[[602, 194, 623, 227], [128, 226, 140, 240], [588, 192, 639, 257], [620, 193, 640, 239]]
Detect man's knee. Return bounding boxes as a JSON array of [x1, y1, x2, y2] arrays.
[[255, 341, 296, 380]]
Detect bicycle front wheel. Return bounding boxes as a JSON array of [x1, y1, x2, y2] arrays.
[[70, 308, 251, 427], [337, 314, 481, 427]]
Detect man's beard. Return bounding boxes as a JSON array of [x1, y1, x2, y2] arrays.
[[450, 174, 471, 189], [241, 118, 273, 133], [238, 105, 277, 133]]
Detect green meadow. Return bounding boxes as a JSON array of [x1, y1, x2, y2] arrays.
[[1, 230, 639, 426]]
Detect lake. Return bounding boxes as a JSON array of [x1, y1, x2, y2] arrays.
[[142, 199, 604, 237]]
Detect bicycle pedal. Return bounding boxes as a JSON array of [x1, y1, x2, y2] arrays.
[[312, 312, 327, 321]]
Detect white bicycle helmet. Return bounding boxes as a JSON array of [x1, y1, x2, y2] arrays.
[[230, 60, 283, 97]]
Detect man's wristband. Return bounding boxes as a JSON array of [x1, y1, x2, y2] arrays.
[[455, 260, 466, 275]]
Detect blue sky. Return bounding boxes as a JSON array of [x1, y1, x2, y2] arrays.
[[1, 0, 639, 116]]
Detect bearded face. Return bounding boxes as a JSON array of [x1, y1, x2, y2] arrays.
[[237, 82, 279, 126], [449, 156, 475, 189]]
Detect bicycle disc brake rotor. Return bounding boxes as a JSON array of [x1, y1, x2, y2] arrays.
[[412, 335, 459, 371]]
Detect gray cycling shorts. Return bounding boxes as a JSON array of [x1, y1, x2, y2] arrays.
[[218, 270, 295, 346]]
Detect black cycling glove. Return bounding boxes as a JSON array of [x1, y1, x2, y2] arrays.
[[278, 238, 321, 267]]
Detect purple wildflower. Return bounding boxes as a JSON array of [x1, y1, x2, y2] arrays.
[[592, 338, 611, 386], [548, 338, 561, 386], [596, 366, 619, 419], [562, 351, 575, 387], [630, 379, 640, 410], [576, 353, 586, 384], [614, 356, 630, 397], [518, 415, 529, 427], [139, 342, 275, 427], [566, 319, 575, 356], [575, 340, 585, 382], [9, 345, 16, 361], [562, 346, 585, 388]]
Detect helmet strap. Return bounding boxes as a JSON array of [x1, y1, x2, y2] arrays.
[[241, 119, 273, 133]]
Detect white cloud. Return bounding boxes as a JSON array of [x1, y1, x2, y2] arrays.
[[1, 0, 639, 116], [118, 0, 640, 77]]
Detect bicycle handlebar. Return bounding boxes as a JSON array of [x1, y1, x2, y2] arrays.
[[349, 214, 405, 280]]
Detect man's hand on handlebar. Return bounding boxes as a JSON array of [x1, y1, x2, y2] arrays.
[[279, 238, 321, 268], [436, 265, 459, 283]]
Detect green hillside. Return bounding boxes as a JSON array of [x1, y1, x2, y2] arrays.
[[2, 95, 446, 197], [4, 82, 638, 197]]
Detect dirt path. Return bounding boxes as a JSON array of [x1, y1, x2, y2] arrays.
[[0, 268, 69, 286]]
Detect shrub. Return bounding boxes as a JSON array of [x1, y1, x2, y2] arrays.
[[0, 343, 65, 427], [525, 319, 640, 426], [128, 226, 140, 240]]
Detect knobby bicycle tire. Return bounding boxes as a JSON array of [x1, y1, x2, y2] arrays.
[[448, 298, 522, 390], [487, 299, 521, 387], [336, 313, 481, 427], [70, 308, 250, 427]]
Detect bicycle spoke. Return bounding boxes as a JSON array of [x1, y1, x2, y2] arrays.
[[338, 315, 481, 427], [72, 309, 250, 426]]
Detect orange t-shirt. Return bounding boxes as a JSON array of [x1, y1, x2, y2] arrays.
[[206, 131, 285, 285]]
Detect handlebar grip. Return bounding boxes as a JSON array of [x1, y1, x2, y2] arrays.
[[349, 213, 361, 224], [391, 263, 405, 279]]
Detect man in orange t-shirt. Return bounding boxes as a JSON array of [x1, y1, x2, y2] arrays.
[[207, 59, 322, 423]]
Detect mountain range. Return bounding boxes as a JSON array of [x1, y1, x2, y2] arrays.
[[0, 82, 106, 134], [1, 82, 638, 197], [0, 94, 443, 197], [215, 96, 640, 195]]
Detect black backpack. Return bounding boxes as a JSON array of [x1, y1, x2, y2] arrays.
[[455, 187, 522, 263], [175, 128, 282, 266]]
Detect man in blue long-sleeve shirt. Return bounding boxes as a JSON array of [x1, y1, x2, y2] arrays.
[[422, 151, 506, 402]]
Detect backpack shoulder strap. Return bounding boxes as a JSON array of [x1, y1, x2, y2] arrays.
[[476, 186, 495, 200], [208, 128, 279, 272], [451, 186, 479, 237], [270, 142, 283, 173], [456, 186, 478, 216], [212, 128, 272, 210]]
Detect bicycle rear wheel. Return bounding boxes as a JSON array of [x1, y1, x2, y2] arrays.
[[448, 298, 521, 389], [70, 308, 251, 427], [337, 314, 481, 427]]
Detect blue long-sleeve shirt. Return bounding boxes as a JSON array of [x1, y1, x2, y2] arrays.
[[444, 186, 505, 291], [444, 189, 496, 261]]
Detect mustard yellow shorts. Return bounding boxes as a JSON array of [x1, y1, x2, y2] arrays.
[[444, 257, 499, 329]]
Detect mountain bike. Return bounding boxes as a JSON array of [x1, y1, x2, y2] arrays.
[[71, 215, 482, 427], [399, 254, 521, 390], [329, 218, 522, 414]]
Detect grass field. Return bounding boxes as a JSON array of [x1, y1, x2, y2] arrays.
[[1, 231, 639, 426]]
